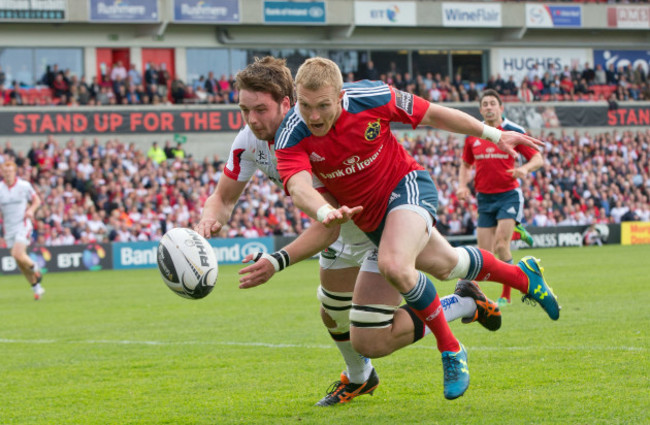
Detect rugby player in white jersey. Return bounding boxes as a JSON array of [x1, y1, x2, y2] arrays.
[[0, 160, 45, 299], [194, 57, 501, 406]]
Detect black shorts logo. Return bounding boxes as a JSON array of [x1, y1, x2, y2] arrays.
[[394, 90, 414, 115]]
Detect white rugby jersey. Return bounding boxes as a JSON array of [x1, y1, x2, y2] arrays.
[[0, 178, 36, 230], [224, 125, 369, 245], [224, 125, 286, 188]]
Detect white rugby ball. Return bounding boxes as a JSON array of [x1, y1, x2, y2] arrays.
[[157, 228, 219, 299]]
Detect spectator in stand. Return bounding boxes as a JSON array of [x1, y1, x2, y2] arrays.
[[581, 63, 595, 86], [364, 60, 380, 80], [502, 75, 518, 97], [163, 140, 175, 160], [110, 61, 127, 83], [204, 71, 219, 96], [518, 80, 534, 103], [42, 64, 59, 88], [217, 74, 231, 101], [51, 73, 69, 101], [560, 74, 575, 96], [144, 62, 158, 87], [8, 80, 23, 105], [172, 143, 185, 159], [147, 142, 166, 164], [77, 84, 91, 105], [157, 64, 170, 100], [128, 64, 142, 87], [466, 81, 479, 101], [530, 76, 544, 100], [606, 63, 619, 86], [527, 64, 542, 83], [171, 78, 186, 104], [575, 78, 592, 97], [594, 65, 607, 86]]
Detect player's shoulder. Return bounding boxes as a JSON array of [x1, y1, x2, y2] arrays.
[[501, 118, 526, 134], [15, 178, 31, 188], [343, 80, 392, 113], [275, 107, 311, 150], [231, 125, 261, 152]]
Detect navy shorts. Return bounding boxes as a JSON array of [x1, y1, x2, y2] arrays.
[[477, 188, 524, 228], [365, 170, 438, 246]]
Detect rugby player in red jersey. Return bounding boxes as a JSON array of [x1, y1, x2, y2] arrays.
[[275, 57, 560, 400], [457, 89, 543, 307]]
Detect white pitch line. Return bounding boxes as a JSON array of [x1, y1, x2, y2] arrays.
[[0, 338, 644, 352]]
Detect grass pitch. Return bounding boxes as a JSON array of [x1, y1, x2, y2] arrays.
[[1, 245, 648, 424]]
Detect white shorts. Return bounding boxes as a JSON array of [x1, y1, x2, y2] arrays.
[[4, 220, 33, 248], [319, 222, 380, 274]]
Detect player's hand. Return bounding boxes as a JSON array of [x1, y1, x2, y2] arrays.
[[507, 167, 527, 179], [322, 205, 363, 227], [24, 210, 35, 221], [194, 218, 223, 238], [456, 186, 470, 201], [498, 131, 544, 158], [238, 253, 276, 289]]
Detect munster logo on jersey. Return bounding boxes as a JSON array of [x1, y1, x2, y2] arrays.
[[365, 119, 381, 141]]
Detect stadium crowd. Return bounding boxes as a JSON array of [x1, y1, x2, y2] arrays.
[[0, 125, 648, 248], [1, 59, 649, 107]]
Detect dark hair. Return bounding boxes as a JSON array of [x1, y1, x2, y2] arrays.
[[479, 89, 502, 106], [235, 56, 295, 105]]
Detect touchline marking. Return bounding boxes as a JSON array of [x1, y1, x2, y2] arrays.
[[0, 338, 644, 352]]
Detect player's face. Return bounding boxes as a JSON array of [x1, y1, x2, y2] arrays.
[[238, 89, 290, 141], [296, 84, 342, 137], [479, 96, 504, 126], [1, 163, 16, 184]]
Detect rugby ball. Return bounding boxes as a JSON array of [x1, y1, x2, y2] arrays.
[[157, 228, 218, 299]]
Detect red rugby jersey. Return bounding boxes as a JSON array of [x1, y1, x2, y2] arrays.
[[275, 81, 429, 232]]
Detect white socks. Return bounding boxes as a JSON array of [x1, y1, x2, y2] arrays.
[[334, 340, 373, 384]]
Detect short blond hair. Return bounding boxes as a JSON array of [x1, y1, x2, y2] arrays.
[[295, 57, 343, 93]]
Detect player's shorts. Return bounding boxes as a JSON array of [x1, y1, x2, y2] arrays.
[[365, 170, 438, 246], [319, 237, 379, 274], [4, 220, 33, 249], [476, 188, 524, 228]]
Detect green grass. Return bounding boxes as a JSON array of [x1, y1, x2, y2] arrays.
[[1, 245, 648, 424]]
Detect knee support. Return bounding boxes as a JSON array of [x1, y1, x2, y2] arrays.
[[448, 246, 471, 280], [350, 303, 398, 329], [317, 285, 352, 334]]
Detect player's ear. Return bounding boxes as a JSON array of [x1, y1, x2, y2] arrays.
[[280, 96, 291, 114]]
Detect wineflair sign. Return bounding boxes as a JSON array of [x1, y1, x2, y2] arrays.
[[442, 2, 501, 27]]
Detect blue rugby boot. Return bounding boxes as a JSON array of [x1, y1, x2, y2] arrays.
[[518, 256, 560, 320], [441, 343, 469, 400]]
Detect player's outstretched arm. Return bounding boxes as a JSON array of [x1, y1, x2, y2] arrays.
[[25, 191, 42, 221], [285, 171, 363, 227], [508, 152, 544, 179], [420, 103, 544, 157], [194, 175, 248, 238], [456, 161, 473, 201], [238, 222, 340, 289]]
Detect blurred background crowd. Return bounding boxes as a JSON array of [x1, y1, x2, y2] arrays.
[[1, 124, 648, 248], [1, 59, 649, 107]]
